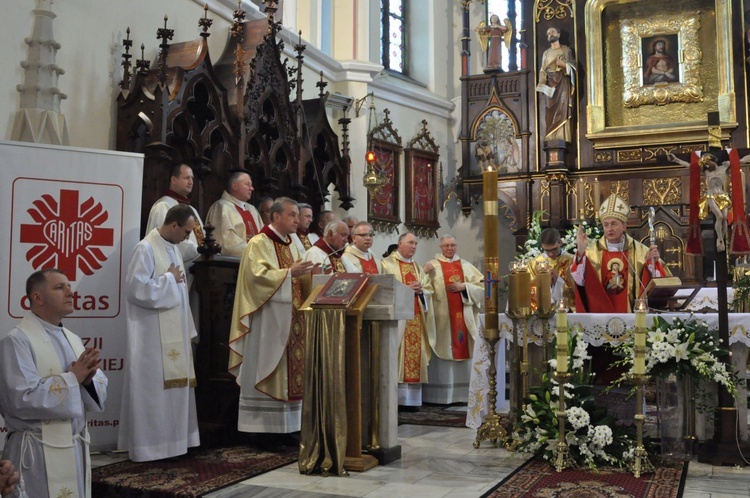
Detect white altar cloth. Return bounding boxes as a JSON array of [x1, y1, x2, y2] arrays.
[[466, 311, 750, 429]]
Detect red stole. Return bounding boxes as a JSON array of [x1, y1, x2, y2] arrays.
[[358, 255, 379, 274], [439, 260, 469, 360], [162, 190, 204, 244], [233, 204, 259, 240], [261, 225, 305, 400], [397, 260, 425, 383], [312, 239, 345, 273]]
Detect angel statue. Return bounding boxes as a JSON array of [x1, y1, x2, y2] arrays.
[[475, 14, 512, 72]]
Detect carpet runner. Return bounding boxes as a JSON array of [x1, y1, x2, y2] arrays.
[[91, 444, 298, 498], [397, 403, 479, 428], [481, 457, 688, 498]]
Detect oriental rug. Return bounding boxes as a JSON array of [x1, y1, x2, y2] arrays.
[[398, 403, 486, 428], [91, 444, 298, 498], [481, 457, 688, 498]]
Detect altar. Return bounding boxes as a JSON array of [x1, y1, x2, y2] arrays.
[[467, 312, 750, 439]]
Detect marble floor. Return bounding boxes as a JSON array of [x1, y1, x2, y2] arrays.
[[93, 418, 750, 498]]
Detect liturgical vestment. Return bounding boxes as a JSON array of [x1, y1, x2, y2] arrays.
[[342, 245, 381, 274], [205, 191, 263, 257], [119, 230, 200, 462], [0, 314, 107, 498], [229, 225, 306, 433], [423, 254, 483, 404], [381, 252, 436, 406]]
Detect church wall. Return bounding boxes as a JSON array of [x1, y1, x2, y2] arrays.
[[0, 0, 500, 271]]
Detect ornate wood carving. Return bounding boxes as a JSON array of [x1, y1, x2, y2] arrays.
[[404, 120, 440, 237], [367, 109, 402, 234]]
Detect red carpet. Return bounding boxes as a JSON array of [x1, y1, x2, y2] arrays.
[[481, 458, 687, 498], [91, 444, 298, 497]]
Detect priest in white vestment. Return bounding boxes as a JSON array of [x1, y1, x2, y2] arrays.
[[380, 232, 436, 407], [145, 163, 205, 273], [0, 269, 107, 498], [422, 235, 483, 404], [119, 204, 200, 462], [302, 220, 356, 273], [342, 221, 381, 274], [228, 198, 317, 434], [206, 170, 263, 257]]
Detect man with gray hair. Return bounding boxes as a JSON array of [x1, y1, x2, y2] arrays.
[[303, 220, 355, 273], [206, 170, 263, 257], [381, 232, 435, 408], [342, 221, 380, 274], [228, 197, 318, 439], [422, 234, 483, 404]]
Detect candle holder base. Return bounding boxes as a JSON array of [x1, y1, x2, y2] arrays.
[[552, 439, 575, 472], [628, 445, 656, 478], [473, 413, 508, 449]]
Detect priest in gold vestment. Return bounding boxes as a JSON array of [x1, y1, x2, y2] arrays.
[[421, 235, 483, 404], [228, 198, 317, 434], [381, 232, 436, 407], [528, 228, 575, 311], [342, 221, 380, 274]]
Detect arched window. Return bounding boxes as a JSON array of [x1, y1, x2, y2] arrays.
[[486, 0, 524, 71], [380, 0, 407, 74]]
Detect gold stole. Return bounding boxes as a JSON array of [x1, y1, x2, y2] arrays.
[[144, 230, 196, 388], [19, 316, 88, 498], [397, 260, 425, 383], [271, 239, 305, 400]]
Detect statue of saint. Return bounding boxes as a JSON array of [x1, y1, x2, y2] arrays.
[[536, 27, 576, 143]]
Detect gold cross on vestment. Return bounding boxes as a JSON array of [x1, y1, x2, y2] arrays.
[[167, 348, 182, 362], [57, 487, 74, 498]]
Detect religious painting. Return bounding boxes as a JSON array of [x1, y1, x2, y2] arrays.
[[640, 34, 680, 86], [367, 139, 401, 233], [585, 1, 731, 149], [404, 120, 441, 237], [470, 109, 521, 175]]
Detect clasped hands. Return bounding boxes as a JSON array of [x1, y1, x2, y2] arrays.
[[68, 347, 100, 385]]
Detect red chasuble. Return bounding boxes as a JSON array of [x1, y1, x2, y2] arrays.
[[438, 260, 470, 360], [233, 204, 259, 240], [163, 189, 205, 244], [572, 250, 656, 313], [312, 239, 346, 273], [397, 260, 425, 383], [357, 256, 379, 275], [261, 225, 305, 400]]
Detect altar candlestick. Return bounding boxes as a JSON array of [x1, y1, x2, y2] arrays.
[[556, 300, 568, 373], [517, 265, 531, 313], [483, 165, 499, 339]]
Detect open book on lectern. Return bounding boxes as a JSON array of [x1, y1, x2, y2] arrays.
[[638, 276, 683, 308]]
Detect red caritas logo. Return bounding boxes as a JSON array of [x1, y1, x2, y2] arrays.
[[20, 189, 114, 281]]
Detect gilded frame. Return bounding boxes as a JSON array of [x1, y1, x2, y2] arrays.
[[621, 13, 702, 108], [585, 0, 736, 149]]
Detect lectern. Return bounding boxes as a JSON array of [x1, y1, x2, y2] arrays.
[[308, 274, 414, 469]]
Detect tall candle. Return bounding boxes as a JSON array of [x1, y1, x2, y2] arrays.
[[517, 267, 531, 312], [508, 271, 519, 315], [633, 299, 647, 374], [556, 299, 567, 329], [483, 166, 499, 337], [536, 271, 551, 315]]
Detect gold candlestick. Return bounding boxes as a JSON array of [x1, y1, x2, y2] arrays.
[[552, 371, 574, 472], [628, 373, 655, 477], [474, 165, 507, 449]]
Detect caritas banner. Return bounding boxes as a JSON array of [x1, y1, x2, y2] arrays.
[[0, 141, 143, 451]]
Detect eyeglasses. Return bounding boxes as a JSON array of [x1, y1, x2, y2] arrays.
[[353, 232, 375, 237]]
